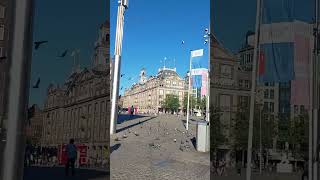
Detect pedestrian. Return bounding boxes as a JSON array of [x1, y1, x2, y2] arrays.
[[130, 105, 134, 117], [65, 139, 77, 176], [301, 161, 308, 180]]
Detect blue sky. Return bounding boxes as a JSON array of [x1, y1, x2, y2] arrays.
[[29, 0, 107, 107], [213, 0, 314, 53], [110, 0, 210, 95]]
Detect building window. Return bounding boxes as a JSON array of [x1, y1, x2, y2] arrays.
[[270, 89, 274, 99], [220, 65, 232, 78], [0, 6, 4, 19], [245, 80, 250, 88], [294, 105, 298, 114], [264, 102, 269, 112], [269, 102, 274, 112], [239, 80, 243, 87], [264, 89, 269, 99]]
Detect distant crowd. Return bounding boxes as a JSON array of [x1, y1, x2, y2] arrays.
[[24, 144, 58, 167]]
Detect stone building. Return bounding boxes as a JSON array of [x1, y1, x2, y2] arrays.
[[122, 67, 187, 114], [41, 21, 110, 165], [26, 104, 43, 145], [210, 35, 251, 160]]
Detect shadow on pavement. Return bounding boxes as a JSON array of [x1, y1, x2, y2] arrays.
[[116, 116, 156, 133], [23, 167, 109, 180], [117, 114, 146, 124], [111, 143, 121, 154]]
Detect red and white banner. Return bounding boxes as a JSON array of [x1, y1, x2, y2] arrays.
[[58, 144, 88, 165]]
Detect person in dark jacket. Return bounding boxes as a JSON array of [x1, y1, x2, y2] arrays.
[[65, 139, 77, 176], [301, 161, 308, 180]]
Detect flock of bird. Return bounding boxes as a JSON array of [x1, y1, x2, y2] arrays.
[[114, 118, 194, 152], [32, 40, 72, 89]]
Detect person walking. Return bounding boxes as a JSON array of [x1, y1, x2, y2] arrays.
[[130, 105, 134, 118], [65, 139, 77, 176], [301, 161, 308, 180]]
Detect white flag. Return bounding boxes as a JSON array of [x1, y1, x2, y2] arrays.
[[191, 49, 203, 57]]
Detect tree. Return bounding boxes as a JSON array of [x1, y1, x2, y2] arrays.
[[232, 105, 249, 151], [289, 112, 309, 160], [162, 94, 180, 114], [210, 106, 226, 160], [183, 94, 197, 110], [200, 96, 207, 111]]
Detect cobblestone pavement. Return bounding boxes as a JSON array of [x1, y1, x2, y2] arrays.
[[211, 168, 302, 180], [23, 166, 109, 180], [110, 114, 210, 180]]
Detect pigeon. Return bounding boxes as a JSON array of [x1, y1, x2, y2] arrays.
[[120, 74, 125, 77], [34, 41, 48, 50], [205, 28, 209, 32], [123, 134, 127, 138], [81, 115, 86, 119], [134, 131, 139, 136], [58, 49, 68, 58], [33, 77, 40, 88], [173, 139, 177, 142]]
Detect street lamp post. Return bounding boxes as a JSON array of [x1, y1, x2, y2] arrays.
[[204, 28, 210, 122], [110, 0, 129, 135], [1, 0, 34, 179]]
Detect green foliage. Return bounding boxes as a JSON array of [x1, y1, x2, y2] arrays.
[[183, 93, 197, 109], [252, 107, 277, 150], [210, 106, 226, 155], [232, 105, 250, 151], [162, 94, 180, 113]]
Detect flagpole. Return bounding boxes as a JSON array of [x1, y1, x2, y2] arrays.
[[246, 0, 262, 179], [312, 0, 319, 179], [186, 51, 192, 131]]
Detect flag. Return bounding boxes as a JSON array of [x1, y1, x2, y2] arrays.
[[258, 42, 294, 83], [258, 50, 265, 76], [191, 49, 203, 58], [191, 49, 204, 69], [291, 35, 311, 108], [258, 0, 296, 83], [192, 75, 202, 88]]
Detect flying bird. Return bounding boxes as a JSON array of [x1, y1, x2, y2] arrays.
[[33, 77, 40, 88], [181, 40, 185, 45], [34, 41, 48, 50], [58, 50, 68, 58], [204, 39, 208, 45], [120, 74, 125, 77]]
